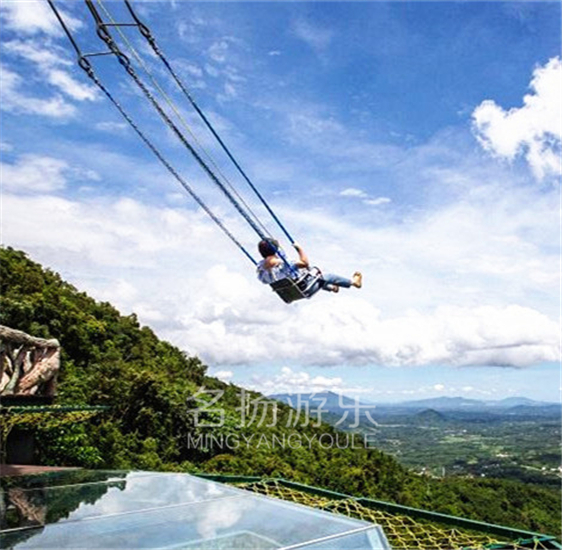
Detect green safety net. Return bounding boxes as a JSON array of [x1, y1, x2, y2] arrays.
[[240, 480, 559, 550]]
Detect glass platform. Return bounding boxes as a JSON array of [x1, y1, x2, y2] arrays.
[[0, 470, 390, 549]]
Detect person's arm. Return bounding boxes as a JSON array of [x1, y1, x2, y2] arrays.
[[293, 243, 309, 268]]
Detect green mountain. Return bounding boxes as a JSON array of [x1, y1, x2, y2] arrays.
[[413, 408, 449, 424], [394, 396, 556, 410], [1, 246, 560, 535]]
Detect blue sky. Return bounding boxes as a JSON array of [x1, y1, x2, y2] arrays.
[[1, 1, 560, 402]]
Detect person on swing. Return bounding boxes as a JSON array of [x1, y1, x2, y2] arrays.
[[256, 238, 362, 293]]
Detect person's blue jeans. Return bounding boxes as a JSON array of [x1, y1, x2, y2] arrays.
[[306, 273, 352, 296], [320, 273, 352, 290]]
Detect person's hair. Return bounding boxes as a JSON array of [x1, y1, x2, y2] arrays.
[[258, 238, 279, 258]]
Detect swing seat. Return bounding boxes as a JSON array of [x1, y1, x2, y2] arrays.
[[270, 267, 323, 304]]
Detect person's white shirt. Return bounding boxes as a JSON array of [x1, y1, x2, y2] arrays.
[[256, 260, 298, 284]]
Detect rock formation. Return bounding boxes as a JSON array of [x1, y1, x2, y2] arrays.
[[0, 326, 60, 397]]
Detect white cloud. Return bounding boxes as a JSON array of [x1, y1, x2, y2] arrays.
[[46, 69, 97, 102], [175, 60, 204, 79], [213, 370, 234, 382], [248, 367, 369, 396], [364, 197, 391, 207], [292, 19, 334, 52], [205, 64, 220, 78], [472, 56, 562, 180], [176, 20, 201, 44], [94, 121, 129, 133], [0, 153, 98, 194], [224, 65, 245, 84], [340, 188, 391, 207], [208, 41, 229, 64], [207, 299, 557, 368], [1, 57, 558, 371], [0, 63, 76, 118], [340, 188, 368, 198], [1, 194, 212, 277], [3, 40, 71, 67], [222, 82, 237, 100], [3, 40, 98, 103], [1, 154, 69, 193], [2, 150, 559, 370], [0, 1, 73, 36]]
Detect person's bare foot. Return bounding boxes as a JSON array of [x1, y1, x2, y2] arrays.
[[352, 272, 362, 288]]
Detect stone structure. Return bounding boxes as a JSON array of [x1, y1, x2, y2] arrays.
[[0, 326, 60, 398]]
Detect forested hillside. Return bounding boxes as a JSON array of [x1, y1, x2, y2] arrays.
[[1, 246, 559, 535]]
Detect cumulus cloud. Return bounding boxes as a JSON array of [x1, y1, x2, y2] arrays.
[[0, 1, 80, 36], [2, 178, 558, 370], [178, 296, 559, 368], [472, 56, 562, 180], [1, 66, 558, 372], [248, 367, 369, 396], [1, 153, 100, 194], [1, 154, 70, 193]]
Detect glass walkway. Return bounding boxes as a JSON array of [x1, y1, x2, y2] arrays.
[[0, 470, 389, 549]]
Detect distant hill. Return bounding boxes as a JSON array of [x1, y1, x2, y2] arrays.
[[502, 404, 561, 417], [394, 396, 556, 411], [394, 396, 483, 409], [414, 408, 449, 424], [271, 392, 558, 417], [495, 397, 554, 408]]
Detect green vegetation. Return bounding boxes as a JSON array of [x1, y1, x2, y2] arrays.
[[350, 413, 561, 489], [1, 246, 560, 536]]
